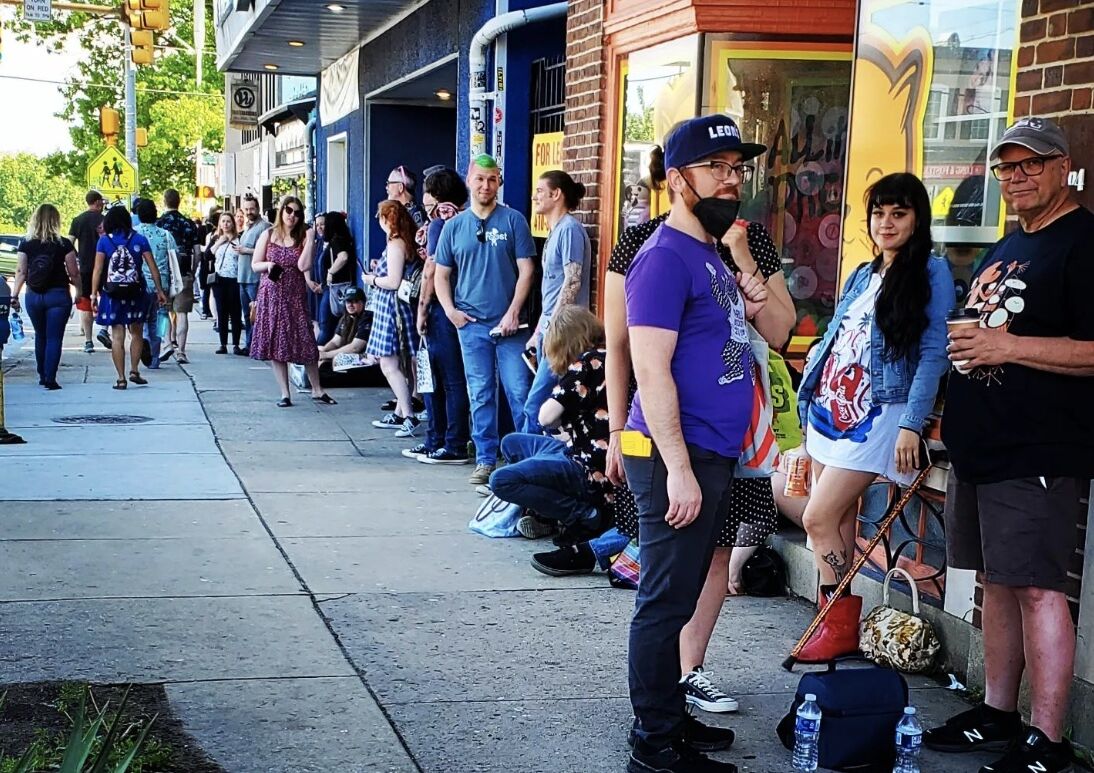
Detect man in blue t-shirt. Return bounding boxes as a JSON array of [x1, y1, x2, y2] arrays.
[[434, 154, 537, 485], [621, 115, 769, 773]]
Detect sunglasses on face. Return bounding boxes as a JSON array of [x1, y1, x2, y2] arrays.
[[283, 207, 301, 217]]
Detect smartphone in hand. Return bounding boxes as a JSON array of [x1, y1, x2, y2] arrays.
[[268, 264, 284, 282]]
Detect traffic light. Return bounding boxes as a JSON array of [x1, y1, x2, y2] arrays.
[[99, 107, 120, 146], [131, 29, 154, 65], [135, 128, 148, 147], [124, 0, 169, 31]]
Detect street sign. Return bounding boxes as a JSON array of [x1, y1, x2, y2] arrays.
[[24, 0, 51, 22], [229, 77, 259, 127], [87, 146, 138, 197]]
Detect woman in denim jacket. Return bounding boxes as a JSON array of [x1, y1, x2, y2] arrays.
[[793, 172, 954, 661]]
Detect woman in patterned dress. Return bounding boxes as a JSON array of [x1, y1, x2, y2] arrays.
[[364, 200, 421, 435], [603, 146, 797, 713], [249, 196, 335, 408]]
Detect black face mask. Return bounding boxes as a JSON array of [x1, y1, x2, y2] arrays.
[[683, 176, 740, 240]]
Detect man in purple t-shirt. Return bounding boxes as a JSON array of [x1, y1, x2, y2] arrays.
[[622, 114, 768, 773]]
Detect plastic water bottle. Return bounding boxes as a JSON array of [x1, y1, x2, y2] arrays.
[[9, 311, 24, 342], [792, 693, 822, 772], [894, 706, 923, 773]]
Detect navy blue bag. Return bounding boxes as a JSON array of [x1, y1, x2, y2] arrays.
[[776, 663, 908, 771]]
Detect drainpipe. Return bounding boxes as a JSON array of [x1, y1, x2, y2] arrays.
[[468, 2, 567, 159], [304, 107, 317, 222]]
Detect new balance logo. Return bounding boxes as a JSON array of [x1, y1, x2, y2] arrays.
[[963, 728, 984, 743], [1026, 762, 1047, 773]]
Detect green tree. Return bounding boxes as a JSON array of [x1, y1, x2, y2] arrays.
[[3, 1, 224, 199], [0, 153, 87, 232]]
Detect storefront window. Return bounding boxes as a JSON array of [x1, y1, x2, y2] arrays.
[[615, 35, 699, 240], [844, 0, 1019, 301], [703, 41, 853, 340]]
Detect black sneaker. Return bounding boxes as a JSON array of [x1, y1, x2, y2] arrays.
[[96, 328, 112, 350], [380, 396, 425, 413], [372, 412, 404, 430], [380, 398, 398, 411], [401, 443, 432, 460], [628, 740, 737, 773], [531, 543, 596, 576], [420, 447, 471, 465], [924, 704, 1023, 754], [627, 715, 735, 754], [140, 338, 152, 366], [980, 727, 1074, 773]]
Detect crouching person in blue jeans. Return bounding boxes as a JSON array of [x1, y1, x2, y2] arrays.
[[489, 306, 614, 541]]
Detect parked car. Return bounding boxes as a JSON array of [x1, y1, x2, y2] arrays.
[[0, 236, 19, 280]]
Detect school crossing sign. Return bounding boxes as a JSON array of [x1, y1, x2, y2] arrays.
[[87, 146, 138, 198]]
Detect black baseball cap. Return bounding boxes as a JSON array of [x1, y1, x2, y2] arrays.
[[990, 116, 1069, 162], [663, 115, 767, 170], [343, 287, 365, 304]]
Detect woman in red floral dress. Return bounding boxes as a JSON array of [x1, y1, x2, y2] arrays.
[[249, 196, 335, 407]]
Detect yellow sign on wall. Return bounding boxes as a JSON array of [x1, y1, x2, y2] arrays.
[[87, 146, 137, 197], [530, 131, 564, 237]]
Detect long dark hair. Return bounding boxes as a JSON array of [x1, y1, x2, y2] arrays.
[[322, 210, 355, 254], [273, 195, 307, 247], [103, 205, 133, 237], [866, 173, 933, 362], [540, 170, 586, 210]]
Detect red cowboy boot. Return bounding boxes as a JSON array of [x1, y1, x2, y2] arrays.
[[796, 593, 863, 663]]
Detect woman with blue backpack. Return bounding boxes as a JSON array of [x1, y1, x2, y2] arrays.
[[10, 204, 80, 390], [91, 205, 168, 390]]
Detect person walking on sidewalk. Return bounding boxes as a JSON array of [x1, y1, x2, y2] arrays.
[[11, 204, 80, 389], [209, 212, 244, 354], [236, 194, 270, 353], [69, 190, 109, 352], [621, 115, 768, 773], [926, 117, 1094, 773], [157, 188, 199, 363], [365, 200, 421, 436], [249, 196, 334, 408], [434, 154, 537, 486], [521, 170, 592, 434], [409, 167, 471, 465], [794, 172, 953, 662], [133, 199, 180, 369], [91, 205, 167, 390]]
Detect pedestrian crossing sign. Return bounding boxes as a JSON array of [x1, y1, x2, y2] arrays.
[[87, 146, 138, 197]]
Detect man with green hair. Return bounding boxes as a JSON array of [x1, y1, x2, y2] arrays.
[[434, 154, 537, 485]]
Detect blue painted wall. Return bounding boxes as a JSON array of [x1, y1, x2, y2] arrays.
[[315, 109, 366, 267], [365, 104, 457, 261]]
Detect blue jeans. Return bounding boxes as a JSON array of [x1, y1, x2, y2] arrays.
[[522, 355, 559, 434], [424, 303, 470, 452], [623, 443, 736, 750], [239, 282, 259, 348], [143, 296, 167, 368], [24, 287, 72, 385], [456, 321, 532, 465], [316, 287, 340, 345], [489, 433, 597, 527], [589, 527, 630, 569]]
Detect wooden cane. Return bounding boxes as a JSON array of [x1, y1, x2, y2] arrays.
[[782, 463, 933, 671]]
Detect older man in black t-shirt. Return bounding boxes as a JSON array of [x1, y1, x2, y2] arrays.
[[318, 287, 371, 363], [928, 117, 1094, 773], [68, 190, 106, 352]]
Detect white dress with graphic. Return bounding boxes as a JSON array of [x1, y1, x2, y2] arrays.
[[805, 273, 914, 486]]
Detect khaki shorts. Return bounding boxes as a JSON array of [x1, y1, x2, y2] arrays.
[[172, 276, 195, 313], [944, 475, 1089, 592]]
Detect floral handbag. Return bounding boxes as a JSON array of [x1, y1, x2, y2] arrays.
[[860, 567, 941, 673]]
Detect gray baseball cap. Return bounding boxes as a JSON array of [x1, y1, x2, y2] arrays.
[[990, 116, 1069, 162]]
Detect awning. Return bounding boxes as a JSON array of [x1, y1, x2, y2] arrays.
[[258, 95, 317, 135], [217, 0, 424, 76]]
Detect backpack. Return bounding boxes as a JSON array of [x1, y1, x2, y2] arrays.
[[103, 235, 144, 299], [26, 250, 55, 293], [741, 545, 787, 597]]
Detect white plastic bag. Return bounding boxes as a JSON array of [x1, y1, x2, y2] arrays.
[[468, 494, 522, 538], [415, 340, 433, 394]]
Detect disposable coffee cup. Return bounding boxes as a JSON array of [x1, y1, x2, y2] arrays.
[[946, 308, 980, 374]]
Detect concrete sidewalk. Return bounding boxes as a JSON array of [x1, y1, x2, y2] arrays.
[[1, 316, 987, 772]]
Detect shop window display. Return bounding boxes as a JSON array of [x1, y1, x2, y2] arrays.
[[703, 42, 853, 341], [615, 35, 699, 241]]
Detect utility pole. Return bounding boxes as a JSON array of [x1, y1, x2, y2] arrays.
[[123, 23, 138, 175]]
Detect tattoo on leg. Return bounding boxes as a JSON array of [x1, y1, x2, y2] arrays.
[[822, 549, 848, 584]]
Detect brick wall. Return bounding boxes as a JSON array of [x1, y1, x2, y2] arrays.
[[563, 0, 607, 310], [1014, 0, 1094, 117], [1013, 0, 1093, 625]]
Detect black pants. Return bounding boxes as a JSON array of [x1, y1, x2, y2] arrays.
[[623, 443, 736, 750], [212, 275, 242, 347]]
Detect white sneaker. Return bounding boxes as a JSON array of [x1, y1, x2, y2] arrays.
[[681, 668, 739, 713]]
